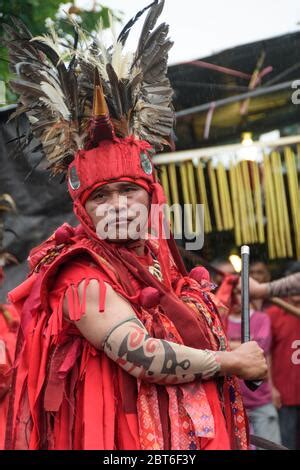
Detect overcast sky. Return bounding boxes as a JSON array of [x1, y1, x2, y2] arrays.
[[77, 0, 300, 64]]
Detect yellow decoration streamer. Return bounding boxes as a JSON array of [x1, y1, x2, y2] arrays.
[[167, 163, 182, 237], [186, 161, 199, 234], [241, 160, 258, 243], [284, 147, 300, 259], [196, 161, 212, 233], [208, 161, 223, 231], [216, 162, 234, 230], [179, 162, 193, 236], [264, 153, 283, 258], [229, 161, 242, 246], [251, 161, 265, 244], [271, 151, 293, 257], [155, 142, 300, 259], [235, 162, 250, 243]]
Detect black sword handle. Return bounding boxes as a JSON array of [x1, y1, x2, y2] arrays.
[[241, 245, 263, 391]]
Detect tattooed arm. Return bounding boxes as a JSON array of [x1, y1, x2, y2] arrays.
[[102, 316, 219, 384], [63, 280, 268, 383]]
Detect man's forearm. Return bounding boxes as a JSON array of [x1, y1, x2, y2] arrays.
[[103, 317, 221, 384], [268, 272, 300, 298]]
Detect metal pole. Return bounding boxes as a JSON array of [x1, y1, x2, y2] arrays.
[[241, 245, 250, 343], [241, 245, 262, 391], [175, 79, 297, 118]]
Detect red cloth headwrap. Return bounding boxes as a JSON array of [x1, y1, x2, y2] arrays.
[[68, 136, 155, 201]]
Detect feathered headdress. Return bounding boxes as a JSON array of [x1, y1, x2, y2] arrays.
[[5, 0, 174, 177]]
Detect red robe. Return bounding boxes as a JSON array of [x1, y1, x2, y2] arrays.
[[5, 224, 249, 450], [0, 303, 19, 449]]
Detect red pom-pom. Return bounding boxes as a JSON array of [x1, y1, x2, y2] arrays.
[[189, 266, 210, 283], [139, 287, 161, 308], [54, 224, 75, 245]]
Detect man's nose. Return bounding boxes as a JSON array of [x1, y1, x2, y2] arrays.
[[109, 193, 128, 213]]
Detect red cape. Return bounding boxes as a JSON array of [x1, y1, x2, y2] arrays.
[[6, 225, 248, 450]]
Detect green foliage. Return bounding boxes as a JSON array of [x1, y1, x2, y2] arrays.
[[0, 0, 120, 105]]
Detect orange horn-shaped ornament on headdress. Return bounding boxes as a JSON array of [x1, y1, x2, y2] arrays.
[[86, 69, 115, 149]]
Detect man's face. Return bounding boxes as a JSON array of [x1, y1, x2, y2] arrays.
[[85, 181, 150, 243], [249, 262, 271, 283], [213, 262, 235, 286]]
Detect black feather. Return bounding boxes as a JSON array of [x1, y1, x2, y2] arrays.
[[137, 0, 164, 57], [106, 63, 123, 118], [117, 1, 156, 45]]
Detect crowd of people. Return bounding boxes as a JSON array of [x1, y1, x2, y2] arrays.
[[212, 258, 300, 449]]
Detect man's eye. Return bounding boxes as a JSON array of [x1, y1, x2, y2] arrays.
[[122, 187, 134, 193], [94, 193, 105, 200]]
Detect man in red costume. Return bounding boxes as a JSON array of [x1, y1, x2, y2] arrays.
[[5, 1, 267, 450]]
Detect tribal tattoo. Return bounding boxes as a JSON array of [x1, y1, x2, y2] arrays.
[[103, 317, 220, 384]]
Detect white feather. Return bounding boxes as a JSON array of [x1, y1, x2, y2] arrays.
[[111, 43, 133, 79], [40, 81, 70, 120]]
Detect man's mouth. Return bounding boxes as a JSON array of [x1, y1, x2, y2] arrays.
[[108, 217, 135, 225]]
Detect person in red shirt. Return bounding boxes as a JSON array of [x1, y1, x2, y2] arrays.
[[265, 262, 300, 449], [266, 302, 300, 449], [241, 260, 300, 449]]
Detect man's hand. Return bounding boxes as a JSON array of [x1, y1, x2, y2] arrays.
[[217, 341, 268, 380], [229, 340, 241, 351]]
